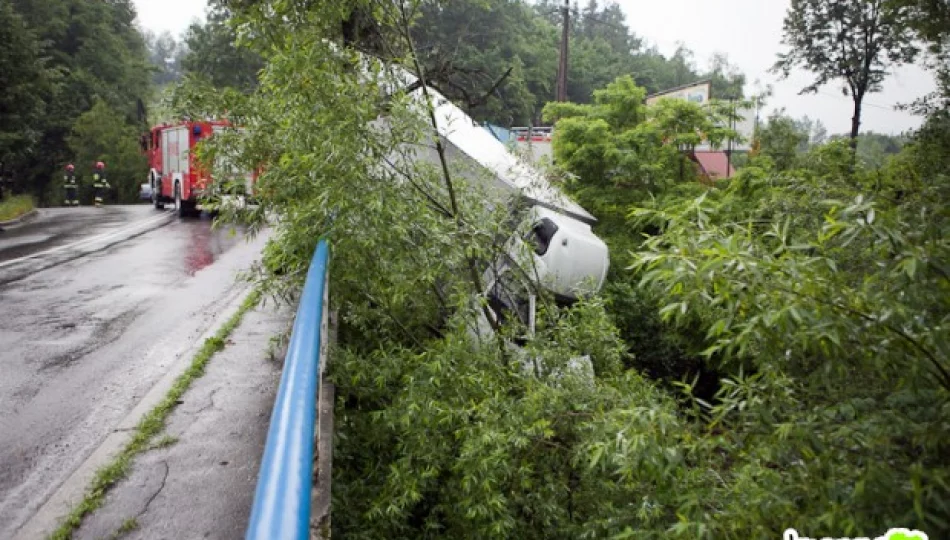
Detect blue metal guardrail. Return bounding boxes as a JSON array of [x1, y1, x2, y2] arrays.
[[247, 239, 329, 540]]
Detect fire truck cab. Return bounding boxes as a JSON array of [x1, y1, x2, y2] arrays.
[[144, 120, 250, 217]]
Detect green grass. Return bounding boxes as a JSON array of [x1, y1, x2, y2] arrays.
[[149, 435, 179, 450], [117, 517, 139, 534], [0, 195, 35, 222], [106, 517, 139, 539], [49, 289, 262, 540]]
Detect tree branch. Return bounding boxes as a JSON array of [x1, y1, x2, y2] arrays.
[[770, 283, 950, 391], [394, 2, 502, 336], [382, 154, 454, 219]]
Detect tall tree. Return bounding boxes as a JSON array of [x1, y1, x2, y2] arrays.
[[895, 0, 950, 112], [144, 30, 186, 86], [417, 0, 719, 125], [849, 131, 906, 169], [810, 117, 828, 145], [0, 1, 47, 191], [67, 100, 148, 204], [7, 0, 150, 199], [182, 1, 263, 92], [578, 1, 642, 55], [758, 110, 810, 170], [773, 0, 918, 144], [408, 0, 556, 125], [704, 53, 745, 100]]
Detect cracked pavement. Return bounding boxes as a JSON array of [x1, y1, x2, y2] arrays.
[[0, 207, 273, 538], [72, 303, 290, 540]]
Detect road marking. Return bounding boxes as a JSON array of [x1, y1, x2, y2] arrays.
[[0, 211, 173, 269]]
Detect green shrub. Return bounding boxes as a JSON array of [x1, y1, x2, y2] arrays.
[[0, 194, 34, 221]]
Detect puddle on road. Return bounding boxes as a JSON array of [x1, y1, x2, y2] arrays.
[[34, 306, 143, 372], [182, 216, 246, 276], [0, 213, 248, 291]]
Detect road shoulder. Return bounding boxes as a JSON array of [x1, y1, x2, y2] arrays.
[[0, 208, 38, 229], [71, 301, 292, 540]]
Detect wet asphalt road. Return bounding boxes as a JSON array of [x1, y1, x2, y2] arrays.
[[0, 205, 268, 536], [0, 206, 154, 263]]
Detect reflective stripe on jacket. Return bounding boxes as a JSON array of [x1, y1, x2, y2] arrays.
[[92, 173, 110, 189]]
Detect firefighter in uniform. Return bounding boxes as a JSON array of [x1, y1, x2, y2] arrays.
[[64, 164, 79, 206], [93, 162, 110, 207]]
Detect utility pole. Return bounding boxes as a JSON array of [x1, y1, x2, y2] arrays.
[[726, 98, 735, 179], [556, 0, 570, 102]]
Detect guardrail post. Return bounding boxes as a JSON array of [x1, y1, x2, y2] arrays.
[[310, 276, 334, 539]]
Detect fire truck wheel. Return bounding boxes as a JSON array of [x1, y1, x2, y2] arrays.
[[152, 182, 164, 210], [175, 183, 186, 218]]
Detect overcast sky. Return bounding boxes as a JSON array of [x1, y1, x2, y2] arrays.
[[132, 0, 935, 135]]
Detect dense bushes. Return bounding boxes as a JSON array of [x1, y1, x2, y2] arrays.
[[334, 71, 948, 537], [555, 78, 950, 536], [185, 1, 949, 536]]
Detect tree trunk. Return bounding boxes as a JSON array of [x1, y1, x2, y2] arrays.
[[850, 93, 864, 148]]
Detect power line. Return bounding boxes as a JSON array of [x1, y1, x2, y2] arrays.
[[814, 90, 914, 114]]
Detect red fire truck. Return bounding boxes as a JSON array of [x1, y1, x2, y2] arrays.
[[144, 120, 252, 217]]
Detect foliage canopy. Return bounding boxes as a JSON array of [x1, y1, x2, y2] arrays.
[[1, 0, 150, 202], [180, 1, 950, 538], [773, 0, 919, 141]]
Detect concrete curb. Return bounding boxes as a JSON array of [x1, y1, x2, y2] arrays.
[[13, 283, 256, 540], [0, 208, 39, 229]]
